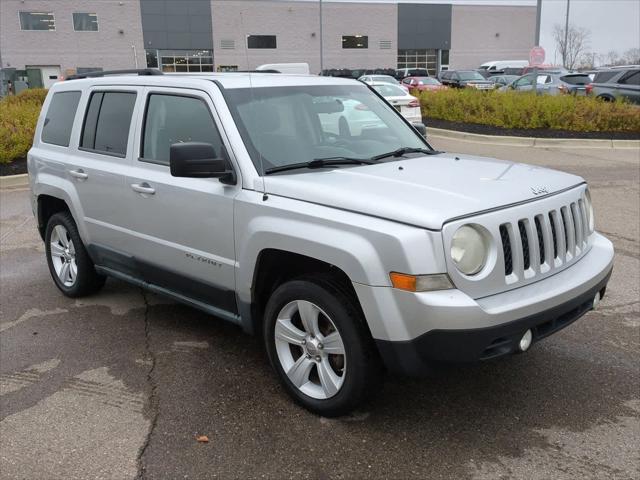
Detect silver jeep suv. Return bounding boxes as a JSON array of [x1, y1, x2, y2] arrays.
[[28, 70, 614, 416]]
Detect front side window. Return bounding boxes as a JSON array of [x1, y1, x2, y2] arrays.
[[81, 92, 137, 156], [342, 36, 368, 49], [73, 13, 98, 31], [224, 84, 429, 174], [141, 94, 224, 165], [247, 35, 277, 49], [41, 91, 81, 146], [20, 12, 55, 31], [620, 70, 640, 86]]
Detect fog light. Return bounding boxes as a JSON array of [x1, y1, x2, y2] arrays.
[[519, 329, 533, 352], [593, 292, 601, 310]]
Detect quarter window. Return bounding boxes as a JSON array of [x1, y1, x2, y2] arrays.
[[19, 12, 55, 31], [41, 91, 81, 147], [81, 92, 137, 157], [247, 35, 277, 49], [73, 13, 98, 31], [342, 36, 368, 49], [141, 94, 224, 165]]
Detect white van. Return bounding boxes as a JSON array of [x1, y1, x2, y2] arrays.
[[479, 60, 529, 72]]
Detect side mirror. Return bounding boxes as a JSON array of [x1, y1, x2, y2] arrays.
[[170, 142, 236, 185], [412, 122, 427, 137]]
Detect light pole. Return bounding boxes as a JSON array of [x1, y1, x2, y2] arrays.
[[563, 0, 571, 67], [319, 0, 324, 74], [534, 0, 542, 94]]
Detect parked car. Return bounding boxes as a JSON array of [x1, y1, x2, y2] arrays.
[[359, 74, 409, 92], [395, 68, 430, 80], [488, 75, 520, 88], [505, 72, 592, 95], [370, 83, 421, 123], [590, 67, 640, 104], [400, 76, 446, 92], [440, 70, 494, 90], [521, 65, 567, 75], [29, 69, 613, 416]]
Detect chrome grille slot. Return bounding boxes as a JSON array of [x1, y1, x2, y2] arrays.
[[561, 206, 576, 257], [500, 224, 513, 276], [534, 216, 545, 264], [517, 220, 531, 270], [549, 212, 558, 259], [571, 202, 583, 249]]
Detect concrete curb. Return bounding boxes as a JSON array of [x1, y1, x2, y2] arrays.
[[0, 173, 29, 189], [427, 127, 640, 149]]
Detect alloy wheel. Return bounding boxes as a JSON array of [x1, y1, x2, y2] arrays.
[[274, 300, 346, 399]]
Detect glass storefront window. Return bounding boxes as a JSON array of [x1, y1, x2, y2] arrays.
[[156, 50, 214, 73]]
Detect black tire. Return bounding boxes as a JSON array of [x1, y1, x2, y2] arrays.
[[45, 211, 105, 298], [263, 274, 380, 417]]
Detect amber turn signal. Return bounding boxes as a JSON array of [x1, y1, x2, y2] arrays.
[[389, 272, 453, 292]]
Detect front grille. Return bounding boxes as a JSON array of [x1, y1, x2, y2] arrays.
[[499, 199, 589, 280]]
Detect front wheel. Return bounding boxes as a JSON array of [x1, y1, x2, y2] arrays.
[[45, 212, 105, 297], [263, 276, 379, 417]]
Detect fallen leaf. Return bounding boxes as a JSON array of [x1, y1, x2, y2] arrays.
[[196, 435, 209, 443]]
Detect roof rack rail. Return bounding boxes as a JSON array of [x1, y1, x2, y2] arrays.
[[65, 68, 164, 80]]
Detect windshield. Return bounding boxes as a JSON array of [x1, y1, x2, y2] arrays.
[[224, 84, 429, 174], [373, 84, 407, 97], [459, 71, 485, 81]]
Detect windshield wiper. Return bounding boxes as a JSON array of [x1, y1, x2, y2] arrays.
[[264, 157, 373, 175], [371, 147, 442, 161]]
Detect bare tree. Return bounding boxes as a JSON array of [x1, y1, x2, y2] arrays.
[[553, 23, 590, 70], [622, 48, 640, 65], [605, 50, 620, 66]]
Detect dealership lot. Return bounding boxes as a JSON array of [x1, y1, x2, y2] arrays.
[[1, 140, 638, 479]]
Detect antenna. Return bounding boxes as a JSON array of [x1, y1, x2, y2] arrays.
[[240, 11, 268, 201]]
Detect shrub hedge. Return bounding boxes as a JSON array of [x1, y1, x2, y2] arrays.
[[0, 89, 47, 163], [1, 87, 638, 164], [418, 88, 640, 133]]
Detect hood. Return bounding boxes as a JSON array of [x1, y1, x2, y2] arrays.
[[263, 154, 584, 230]]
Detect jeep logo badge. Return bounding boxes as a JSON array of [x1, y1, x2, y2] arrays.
[[531, 186, 549, 195]]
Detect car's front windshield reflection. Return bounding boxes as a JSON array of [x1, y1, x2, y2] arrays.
[[224, 84, 430, 174]]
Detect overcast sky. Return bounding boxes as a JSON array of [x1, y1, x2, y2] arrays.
[[539, 0, 640, 64]]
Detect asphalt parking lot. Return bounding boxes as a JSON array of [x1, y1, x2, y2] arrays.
[[1, 139, 639, 480]]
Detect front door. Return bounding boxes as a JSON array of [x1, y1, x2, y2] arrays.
[[123, 87, 239, 314]]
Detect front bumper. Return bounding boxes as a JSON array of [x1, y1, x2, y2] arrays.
[[354, 233, 614, 375]]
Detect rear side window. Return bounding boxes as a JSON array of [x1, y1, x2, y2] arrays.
[[593, 71, 618, 84], [561, 75, 591, 85], [41, 91, 81, 147], [141, 94, 223, 165], [81, 91, 136, 157]]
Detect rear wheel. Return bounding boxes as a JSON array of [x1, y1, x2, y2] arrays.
[[264, 276, 379, 416], [45, 212, 105, 297]]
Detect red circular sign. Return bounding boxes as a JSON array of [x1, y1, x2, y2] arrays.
[[529, 46, 546, 66]]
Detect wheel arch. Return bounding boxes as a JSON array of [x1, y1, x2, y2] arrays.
[[242, 248, 370, 337]]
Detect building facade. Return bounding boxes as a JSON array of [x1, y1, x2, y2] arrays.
[[0, 0, 536, 90]]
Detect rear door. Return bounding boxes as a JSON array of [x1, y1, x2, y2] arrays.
[[66, 86, 142, 256], [122, 86, 240, 313]]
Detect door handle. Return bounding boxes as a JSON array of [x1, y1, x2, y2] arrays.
[[69, 169, 88, 180], [131, 182, 156, 195]]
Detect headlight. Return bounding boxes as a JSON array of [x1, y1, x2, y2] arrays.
[[584, 188, 595, 232], [450, 225, 488, 275]]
